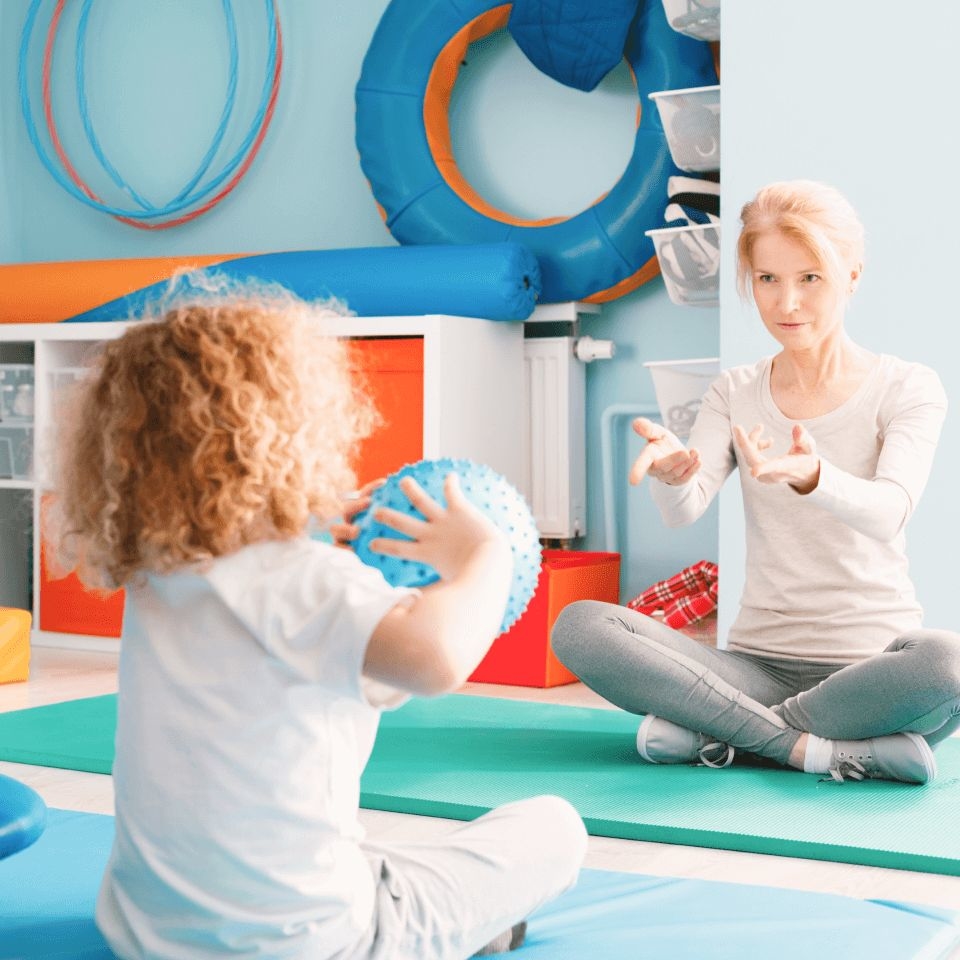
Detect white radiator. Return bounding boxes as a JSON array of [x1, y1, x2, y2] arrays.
[[522, 337, 586, 540]]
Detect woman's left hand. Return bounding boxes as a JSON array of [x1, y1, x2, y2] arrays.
[[733, 423, 821, 494]]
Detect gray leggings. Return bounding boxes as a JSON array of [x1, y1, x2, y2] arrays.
[[551, 601, 960, 767]]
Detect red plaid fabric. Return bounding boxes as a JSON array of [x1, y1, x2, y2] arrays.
[[626, 560, 718, 628]]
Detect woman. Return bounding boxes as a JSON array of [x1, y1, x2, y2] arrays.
[[552, 180, 960, 785]]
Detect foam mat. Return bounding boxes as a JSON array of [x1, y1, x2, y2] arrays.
[[360, 695, 960, 876], [1, 809, 957, 960], [0, 694, 115, 774], [2, 693, 960, 875]]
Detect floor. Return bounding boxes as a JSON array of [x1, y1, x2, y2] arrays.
[[2, 644, 959, 954]]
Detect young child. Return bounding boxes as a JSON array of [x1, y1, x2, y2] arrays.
[[48, 279, 587, 960]]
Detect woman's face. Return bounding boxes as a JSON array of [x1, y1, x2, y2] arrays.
[[749, 230, 856, 353]]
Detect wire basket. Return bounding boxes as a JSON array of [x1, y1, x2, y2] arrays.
[[661, 0, 720, 42], [646, 223, 720, 307], [649, 85, 720, 173]]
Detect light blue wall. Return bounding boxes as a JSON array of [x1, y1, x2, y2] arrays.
[[719, 0, 960, 638], [0, 10, 21, 262], [2, 1, 392, 259], [0, 1, 718, 598]]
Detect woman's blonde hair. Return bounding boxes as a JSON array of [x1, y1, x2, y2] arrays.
[[736, 179, 865, 299], [48, 276, 378, 590]]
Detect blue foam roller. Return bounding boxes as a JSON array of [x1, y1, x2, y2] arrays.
[[63, 243, 542, 324], [352, 458, 541, 633]]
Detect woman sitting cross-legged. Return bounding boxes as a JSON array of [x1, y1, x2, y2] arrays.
[[552, 179, 960, 786]]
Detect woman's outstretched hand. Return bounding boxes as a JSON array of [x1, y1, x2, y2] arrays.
[[734, 422, 820, 494], [629, 417, 701, 486]]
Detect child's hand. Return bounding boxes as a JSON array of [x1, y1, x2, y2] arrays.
[[368, 473, 510, 581], [733, 422, 820, 494], [629, 417, 701, 486], [328, 478, 386, 547]]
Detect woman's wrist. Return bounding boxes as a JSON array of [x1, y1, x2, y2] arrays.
[[789, 459, 821, 495]]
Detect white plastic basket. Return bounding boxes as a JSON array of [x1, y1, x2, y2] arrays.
[[649, 85, 720, 173], [661, 0, 720, 42], [643, 358, 720, 438], [0, 423, 33, 479], [0, 364, 34, 422], [646, 222, 720, 307]]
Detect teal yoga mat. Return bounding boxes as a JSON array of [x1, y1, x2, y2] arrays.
[[361, 695, 960, 876], [3, 693, 960, 875], [0, 695, 115, 774]]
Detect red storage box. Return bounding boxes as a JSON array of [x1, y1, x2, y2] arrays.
[[468, 550, 620, 688]]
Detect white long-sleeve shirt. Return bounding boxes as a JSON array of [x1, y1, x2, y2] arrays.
[[650, 353, 947, 663]]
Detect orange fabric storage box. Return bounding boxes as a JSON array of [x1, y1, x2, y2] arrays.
[[347, 337, 424, 486], [0, 607, 31, 683], [39, 496, 124, 639], [469, 550, 620, 688]]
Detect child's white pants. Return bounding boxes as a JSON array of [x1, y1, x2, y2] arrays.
[[354, 794, 587, 960]]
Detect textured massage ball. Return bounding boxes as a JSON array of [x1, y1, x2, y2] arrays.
[[351, 458, 542, 633]]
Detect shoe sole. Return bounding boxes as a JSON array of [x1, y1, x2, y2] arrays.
[[636, 714, 660, 764], [903, 732, 938, 784]]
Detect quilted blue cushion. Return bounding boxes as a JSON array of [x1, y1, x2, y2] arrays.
[[508, 0, 639, 91]]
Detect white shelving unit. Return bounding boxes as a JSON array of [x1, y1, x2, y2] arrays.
[[0, 316, 525, 650]]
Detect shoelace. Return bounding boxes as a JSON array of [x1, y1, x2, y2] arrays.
[[824, 758, 868, 783], [698, 741, 735, 768]]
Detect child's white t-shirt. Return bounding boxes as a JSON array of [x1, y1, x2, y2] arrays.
[[96, 538, 415, 960]]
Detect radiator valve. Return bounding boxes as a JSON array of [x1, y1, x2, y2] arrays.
[[574, 336, 615, 362]]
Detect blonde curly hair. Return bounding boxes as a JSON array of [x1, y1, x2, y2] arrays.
[[48, 277, 378, 590]]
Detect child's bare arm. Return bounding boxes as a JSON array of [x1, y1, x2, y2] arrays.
[[362, 474, 513, 697]]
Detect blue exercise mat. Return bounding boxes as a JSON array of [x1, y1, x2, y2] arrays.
[[1, 809, 957, 960]]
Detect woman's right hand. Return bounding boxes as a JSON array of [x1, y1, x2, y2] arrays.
[[629, 417, 701, 486]]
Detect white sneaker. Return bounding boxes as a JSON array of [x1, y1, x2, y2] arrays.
[[825, 732, 937, 785], [636, 715, 734, 768]]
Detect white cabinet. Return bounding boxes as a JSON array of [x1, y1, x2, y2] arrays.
[[0, 316, 524, 650]]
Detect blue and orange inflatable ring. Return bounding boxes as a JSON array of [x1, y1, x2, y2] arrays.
[[355, 0, 717, 305]]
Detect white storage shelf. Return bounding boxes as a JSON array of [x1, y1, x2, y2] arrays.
[[0, 317, 525, 651]]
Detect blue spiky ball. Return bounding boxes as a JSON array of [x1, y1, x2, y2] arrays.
[[352, 458, 542, 634]]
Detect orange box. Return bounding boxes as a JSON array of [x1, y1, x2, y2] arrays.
[[469, 550, 621, 688], [347, 336, 424, 485], [0, 607, 31, 684], [39, 497, 124, 638]]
